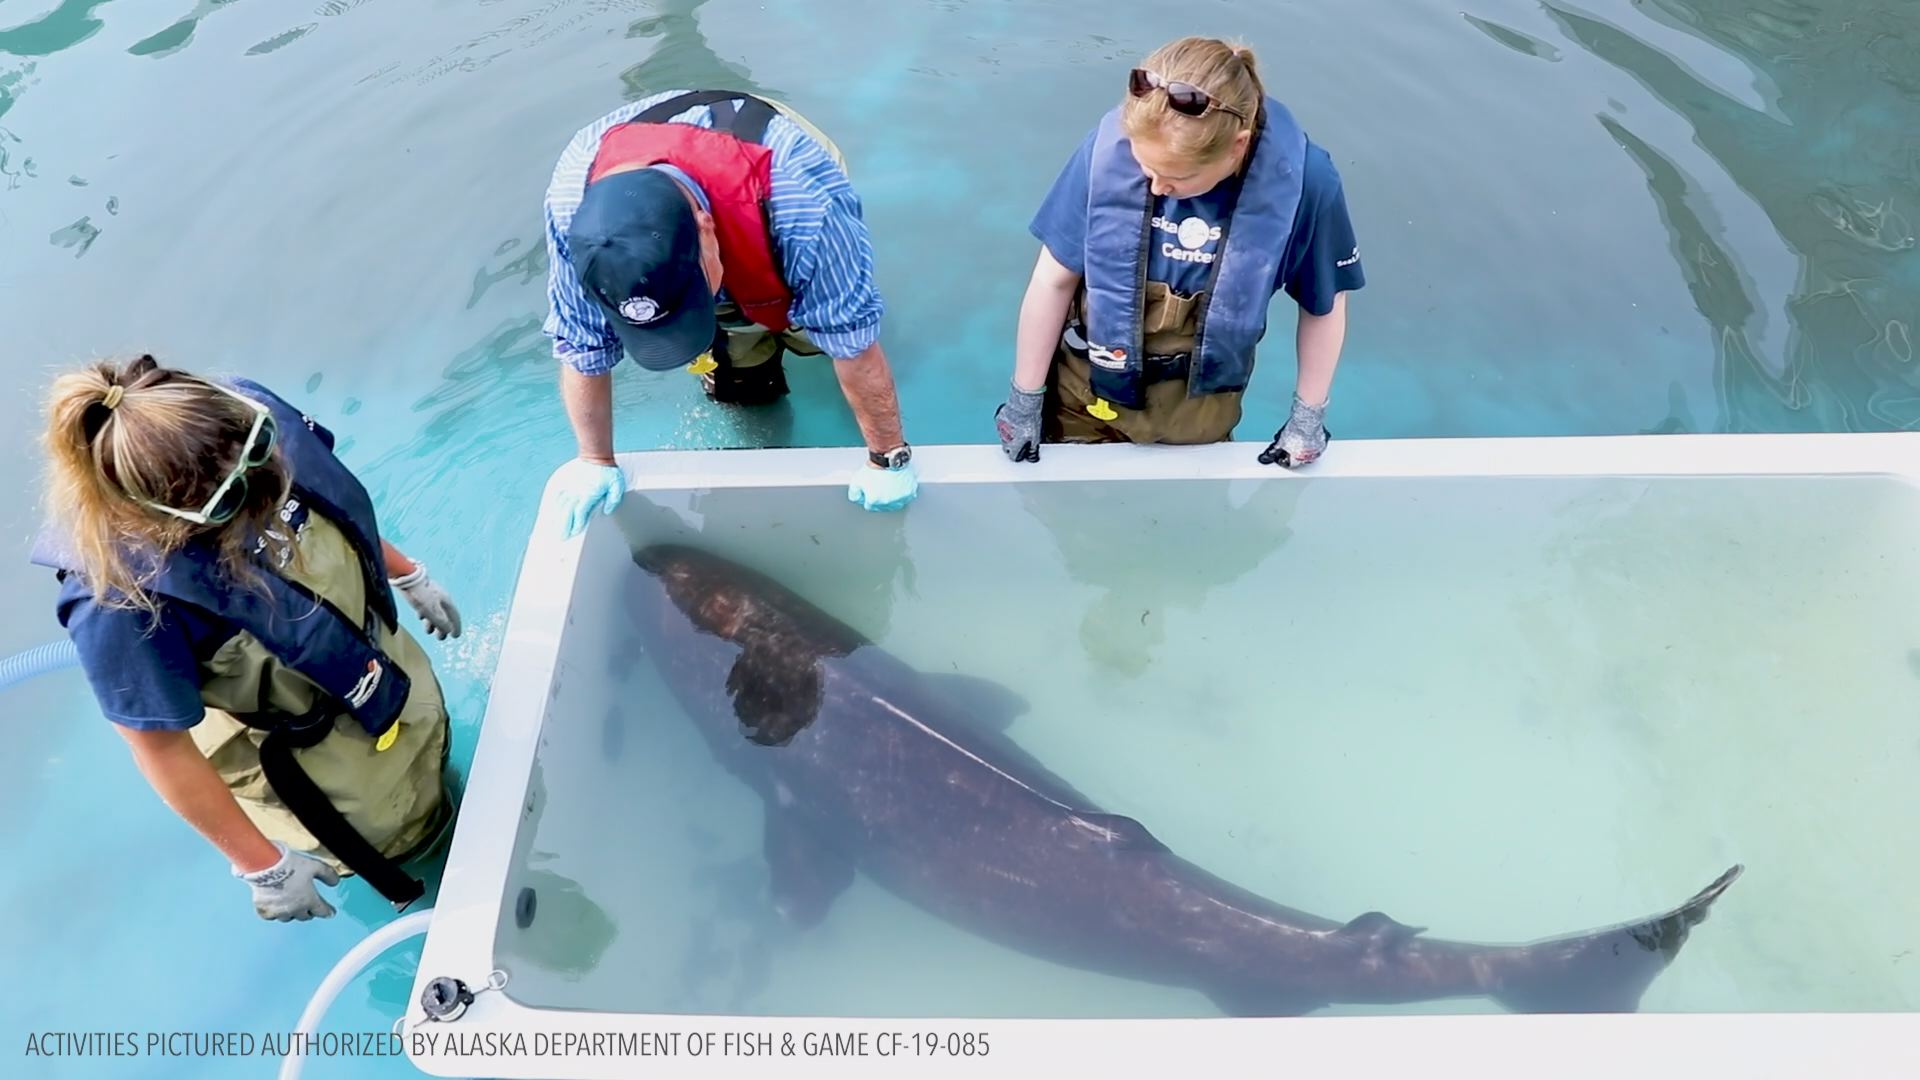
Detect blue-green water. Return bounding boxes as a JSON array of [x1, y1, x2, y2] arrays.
[[0, 0, 1915, 1075]]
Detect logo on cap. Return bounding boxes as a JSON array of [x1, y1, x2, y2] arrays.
[[619, 296, 664, 325]]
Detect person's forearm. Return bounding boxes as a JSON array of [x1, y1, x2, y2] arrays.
[[381, 540, 417, 578], [120, 726, 280, 873], [832, 341, 906, 453], [1013, 269, 1078, 393], [559, 365, 617, 465], [1294, 292, 1348, 406]]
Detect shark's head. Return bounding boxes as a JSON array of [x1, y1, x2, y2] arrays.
[[632, 542, 872, 660], [632, 543, 759, 642], [630, 542, 850, 748]]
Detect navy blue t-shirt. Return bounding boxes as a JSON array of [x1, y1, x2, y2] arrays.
[[52, 407, 335, 732], [58, 494, 321, 731], [1029, 128, 1365, 315]]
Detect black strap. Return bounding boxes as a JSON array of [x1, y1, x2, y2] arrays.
[[703, 322, 790, 404], [257, 716, 426, 910], [632, 90, 779, 144]]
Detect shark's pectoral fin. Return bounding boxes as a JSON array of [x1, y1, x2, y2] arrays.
[[1206, 987, 1328, 1017], [1338, 911, 1426, 949], [763, 813, 855, 931], [726, 645, 823, 747], [1070, 812, 1170, 854]]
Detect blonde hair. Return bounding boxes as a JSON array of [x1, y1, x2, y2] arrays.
[[1121, 36, 1266, 165], [41, 354, 293, 614]]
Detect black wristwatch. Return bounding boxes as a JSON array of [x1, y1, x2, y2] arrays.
[[869, 444, 912, 471]]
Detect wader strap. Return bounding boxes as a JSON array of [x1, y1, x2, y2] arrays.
[[1062, 319, 1188, 384], [256, 716, 426, 910], [704, 322, 790, 405], [634, 90, 778, 144]]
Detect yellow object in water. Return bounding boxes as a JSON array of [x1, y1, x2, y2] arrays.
[[687, 352, 718, 375], [1088, 397, 1119, 421], [375, 724, 400, 752]]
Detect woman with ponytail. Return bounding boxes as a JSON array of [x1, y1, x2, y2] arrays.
[[32, 355, 463, 921], [995, 36, 1365, 465]]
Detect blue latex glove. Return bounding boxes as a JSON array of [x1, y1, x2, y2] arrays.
[[553, 458, 625, 539], [848, 460, 918, 512]]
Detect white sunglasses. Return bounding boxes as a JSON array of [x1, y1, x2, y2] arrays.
[[140, 383, 279, 526]]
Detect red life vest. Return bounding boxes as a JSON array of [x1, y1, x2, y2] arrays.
[[586, 92, 794, 333]]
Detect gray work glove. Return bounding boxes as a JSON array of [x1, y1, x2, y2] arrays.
[[1259, 394, 1330, 468], [234, 841, 340, 921], [995, 380, 1045, 463], [390, 561, 462, 640]]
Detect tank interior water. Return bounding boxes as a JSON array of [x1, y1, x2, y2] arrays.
[[485, 474, 1920, 1018]]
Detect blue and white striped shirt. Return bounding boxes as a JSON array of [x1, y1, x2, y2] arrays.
[[542, 91, 885, 373]]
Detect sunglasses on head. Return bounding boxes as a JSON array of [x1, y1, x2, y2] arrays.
[[1129, 68, 1247, 120], [141, 382, 279, 527]]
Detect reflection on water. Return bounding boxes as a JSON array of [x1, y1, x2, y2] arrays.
[[0, 64, 27, 129], [0, 123, 30, 191], [1462, 12, 1564, 61], [509, 867, 620, 977], [1019, 479, 1303, 680], [497, 760, 619, 986], [1, 5, 121, 242], [127, 0, 236, 60], [48, 213, 99, 256], [466, 235, 545, 311], [244, 24, 313, 56], [0, 2, 113, 58], [1542, 0, 1920, 432], [621, 0, 770, 102], [375, 0, 654, 89], [243, 0, 378, 56]]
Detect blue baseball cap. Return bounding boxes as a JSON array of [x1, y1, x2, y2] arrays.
[[565, 168, 717, 371]]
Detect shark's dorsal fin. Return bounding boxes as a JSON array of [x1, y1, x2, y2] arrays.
[[837, 649, 1029, 733], [912, 671, 1030, 732], [1069, 812, 1169, 853], [830, 650, 1105, 812], [1338, 911, 1425, 948]]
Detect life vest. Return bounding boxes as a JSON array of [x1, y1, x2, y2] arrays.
[[1081, 95, 1309, 410], [30, 378, 411, 741], [586, 90, 795, 333]]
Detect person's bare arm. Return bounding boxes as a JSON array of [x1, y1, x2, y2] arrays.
[[1294, 291, 1348, 406], [1012, 246, 1082, 392], [560, 365, 618, 466], [381, 540, 416, 578], [119, 726, 280, 873], [832, 340, 907, 455]]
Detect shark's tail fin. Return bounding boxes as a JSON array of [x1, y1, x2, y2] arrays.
[[1490, 864, 1742, 1014]]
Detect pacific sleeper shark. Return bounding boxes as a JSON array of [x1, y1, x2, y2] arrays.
[[630, 542, 1740, 1016]]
